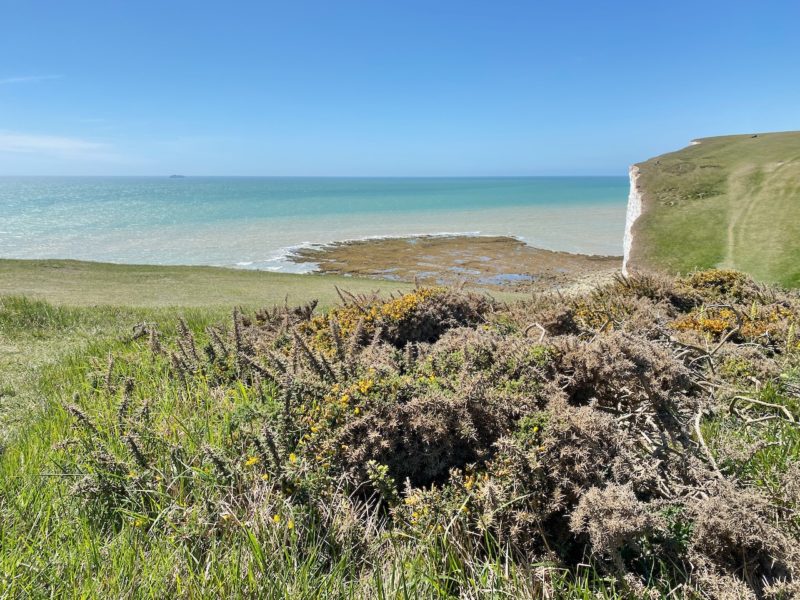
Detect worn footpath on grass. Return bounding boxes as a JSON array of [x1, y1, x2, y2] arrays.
[[628, 131, 800, 287]]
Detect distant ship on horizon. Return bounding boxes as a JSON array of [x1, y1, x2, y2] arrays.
[[169, 174, 186, 178]]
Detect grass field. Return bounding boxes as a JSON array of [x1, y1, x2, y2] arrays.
[[630, 131, 800, 287], [0, 259, 416, 308]]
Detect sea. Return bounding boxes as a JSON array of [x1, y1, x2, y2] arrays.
[[0, 176, 628, 273]]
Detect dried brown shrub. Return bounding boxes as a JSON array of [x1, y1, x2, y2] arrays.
[[69, 276, 800, 598], [569, 484, 659, 561], [553, 331, 695, 411], [332, 384, 522, 488], [716, 344, 782, 385], [687, 482, 800, 597], [538, 398, 657, 508]]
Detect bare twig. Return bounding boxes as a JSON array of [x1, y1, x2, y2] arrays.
[[523, 322, 546, 343], [729, 395, 796, 424], [694, 409, 724, 480]]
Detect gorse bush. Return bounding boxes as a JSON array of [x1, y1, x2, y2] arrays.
[[5, 271, 800, 598]]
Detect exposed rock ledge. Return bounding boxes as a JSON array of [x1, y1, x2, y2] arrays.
[[290, 235, 621, 292]]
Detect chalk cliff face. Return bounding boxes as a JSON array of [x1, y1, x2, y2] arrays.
[[622, 165, 642, 276]]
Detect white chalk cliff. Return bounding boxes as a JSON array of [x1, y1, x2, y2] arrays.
[[622, 165, 642, 276]]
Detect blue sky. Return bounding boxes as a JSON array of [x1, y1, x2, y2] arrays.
[[1, 0, 798, 176]]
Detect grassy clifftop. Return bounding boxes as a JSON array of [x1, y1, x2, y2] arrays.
[[629, 131, 800, 287], [0, 259, 415, 308], [2, 270, 799, 597]]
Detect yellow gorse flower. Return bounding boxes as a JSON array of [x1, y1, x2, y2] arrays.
[[379, 288, 443, 321], [244, 456, 260, 467]]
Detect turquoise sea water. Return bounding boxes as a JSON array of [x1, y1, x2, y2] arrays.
[[0, 177, 627, 272]]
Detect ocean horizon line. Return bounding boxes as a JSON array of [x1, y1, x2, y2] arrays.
[[0, 174, 628, 179]]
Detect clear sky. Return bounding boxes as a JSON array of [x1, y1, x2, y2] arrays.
[[1, 0, 798, 176]]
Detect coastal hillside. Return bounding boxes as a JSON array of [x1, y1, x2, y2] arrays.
[[626, 131, 800, 287], [2, 269, 799, 597]]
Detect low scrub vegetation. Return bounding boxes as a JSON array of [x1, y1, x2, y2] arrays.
[[2, 270, 799, 598]]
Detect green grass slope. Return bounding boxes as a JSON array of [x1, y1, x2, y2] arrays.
[[630, 131, 800, 287], [0, 259, 415, 308]]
